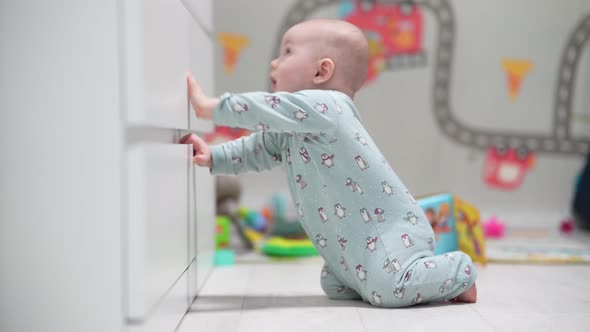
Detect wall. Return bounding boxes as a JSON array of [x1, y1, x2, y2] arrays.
[[213, 0, 590, 227]]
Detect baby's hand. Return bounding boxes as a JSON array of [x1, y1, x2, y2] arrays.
[[180, 133, 212, 168], [187, 72, 218, 119]]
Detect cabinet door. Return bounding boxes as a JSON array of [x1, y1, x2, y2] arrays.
[[126, 143, 191, 320], [123, 0, 197, 129], [186, 0, 214, 134], [188, 161, 215, 300]]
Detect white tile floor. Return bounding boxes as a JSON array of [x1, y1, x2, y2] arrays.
[[178, 256, 590, 332]]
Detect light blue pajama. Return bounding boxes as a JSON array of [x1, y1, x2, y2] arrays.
[[210, 89, 476, 307]]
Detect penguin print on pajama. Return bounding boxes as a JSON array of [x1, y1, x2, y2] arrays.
[[424, 261, 437, 269], [366, 236, 378, 252], [355, 265, 367, 281], [372, 291, 383, 305], [428, 237, 435, 251], [345, 177, 364, 194], [321, 153, 335, 168], [299, 148, 311, 163], [231, 156, 243, 165], [294, 109, 309, 121], [232, 101, 248, 114], [334, 203, 347, 219], [355, 155, 369, 170], [340, 256, 349, 271], [314, 103, 328, 113], [412, 293, 424, 305], [393, 287, 405, 299], [337, 235, 347, 250], [360, 208, 373, 223], [382, 181, 394, 196], [374, 208, 385, 222], [318, 207, 329, 223], [404, 270, 412, 282], [264, 95, 280, 108], [272, 154, 282, 164], [296, 203, 304, 219], [255, 122, 269, 131], [401, 234, 414, 247], [404, 212, 419, 225], [208, 90, 477, 308], [440, 279, 454, 293], [295, 174, 307, 189], [316, 234, 328, 248], [355, 132, 368, 146]]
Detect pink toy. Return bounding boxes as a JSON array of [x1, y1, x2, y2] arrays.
[[483, 216, 505, 238], [559, 218, 575, 234]]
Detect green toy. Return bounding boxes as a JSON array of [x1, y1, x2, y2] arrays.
[[215, 216, 231, 249], [261, 237, 319, 257]]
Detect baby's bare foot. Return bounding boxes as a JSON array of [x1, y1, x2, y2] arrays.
[[452, 284, 477, 303]]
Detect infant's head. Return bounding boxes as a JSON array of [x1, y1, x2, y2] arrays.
[[270, 19, 369, 98]]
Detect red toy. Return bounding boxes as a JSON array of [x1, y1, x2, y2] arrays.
[[559, 218, 575, 234]]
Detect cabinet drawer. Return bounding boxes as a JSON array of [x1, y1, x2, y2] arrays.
[[124, 0, 210, 129], [188, 165, 215, 299], [128, 261, 193, 332], [126, 143, 191, 319]]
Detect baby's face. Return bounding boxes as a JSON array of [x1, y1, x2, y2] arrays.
[[270, 25, 319, 93]]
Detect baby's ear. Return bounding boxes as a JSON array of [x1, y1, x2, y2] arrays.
[[313, 58, 334, 84]]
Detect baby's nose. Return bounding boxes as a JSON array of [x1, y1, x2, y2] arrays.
[[270, 59, 278, 70]]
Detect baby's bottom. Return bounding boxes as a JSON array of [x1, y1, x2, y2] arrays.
[[320, 251, 477, 307]]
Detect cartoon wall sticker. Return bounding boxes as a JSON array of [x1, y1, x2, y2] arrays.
[[502, 59, 533, 101], [483, 145, 536, 190], [218, 32, 249, 74], [338, 0, 427, 84]]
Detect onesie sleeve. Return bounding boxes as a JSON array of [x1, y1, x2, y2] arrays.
[[213, 90, 339, 135], [209, 131, 284, 175]]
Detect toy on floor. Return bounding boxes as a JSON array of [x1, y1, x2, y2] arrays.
[[216, 175, 253, 251], [483, 215, 505, 239], [261, 237, 318, 257], [454, 197, 487, 264], [214, 216, 235, 266], [416, 193, 487, 264], [560, 218, 575, 234]]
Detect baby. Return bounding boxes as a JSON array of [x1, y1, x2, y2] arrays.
[[182, 19, 477, 307]]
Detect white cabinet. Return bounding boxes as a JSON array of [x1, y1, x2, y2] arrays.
[[124, 0, 210, 130], [0, 0, 215, 331], [126, 143, 192, 320]]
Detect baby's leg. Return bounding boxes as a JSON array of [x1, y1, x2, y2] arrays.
[[320, 264, 362, 300], [400, 251, 477, 305]]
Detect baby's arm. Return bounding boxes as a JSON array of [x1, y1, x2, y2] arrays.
[[188, 73, 338, 135], [209, 131, 284, 175], [180, 131, 284, 175]]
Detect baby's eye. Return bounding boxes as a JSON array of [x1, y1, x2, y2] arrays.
[[284, 47, 291, 55]]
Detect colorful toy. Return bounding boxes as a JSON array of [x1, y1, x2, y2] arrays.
[[417, 193, 458, 255], [483, 216, 505, 239], [261, 237, 319, 257], [215, 216, 231, 249], [214, 249, 235, 266], [238, 207, 268, 232], [454, 197, 487, 264], [416, 193, 488, 264]]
